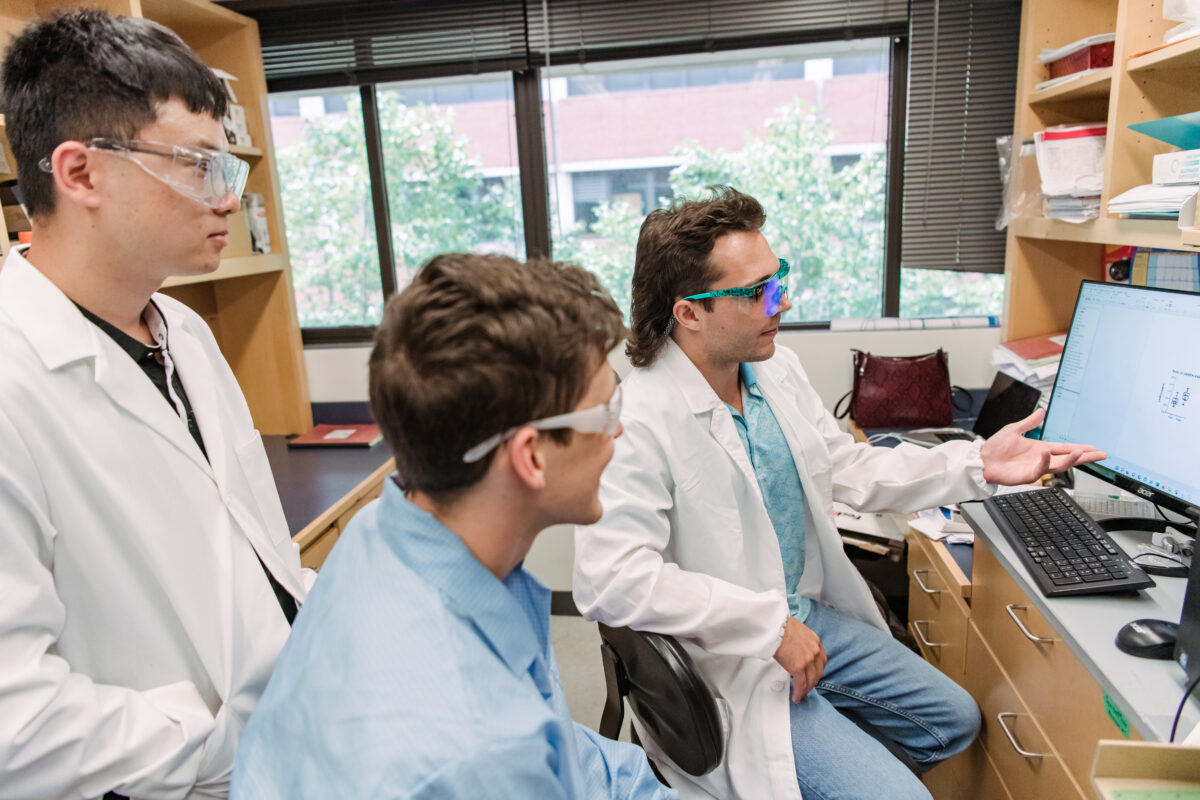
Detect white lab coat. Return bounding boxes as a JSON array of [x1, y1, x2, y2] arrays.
[[574, 339, 993, 800], [0, 247, 312, 800]]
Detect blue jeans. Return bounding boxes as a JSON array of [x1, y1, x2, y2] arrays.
[[789, 602, 980, 800]]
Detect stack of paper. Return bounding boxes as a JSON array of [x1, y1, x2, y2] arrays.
[[1043, 196, 1101, 221], [910, 506, 974, 544], [992, 340, 1060, 395], [1034, 124, 1106, 222], [1108, 183, 1198, 218]]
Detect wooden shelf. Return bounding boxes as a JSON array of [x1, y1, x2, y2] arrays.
[[161, 252, 286, 287], [1127, 34, 1200, 73], [1029, 67, 1113, 104], [1010, 215, 1200, 251], [229, 144, 263, 159]]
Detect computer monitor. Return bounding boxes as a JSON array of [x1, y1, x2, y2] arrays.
[[1041, 281, 1200, 528]]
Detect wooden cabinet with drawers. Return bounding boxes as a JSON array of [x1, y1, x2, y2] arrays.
[[909, 529, 1141, 800], [971, 542, 1135, 793], [907, 532, 972, 686]]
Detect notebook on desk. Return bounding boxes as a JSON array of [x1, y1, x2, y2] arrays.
[[900, 373, 1042, 448]]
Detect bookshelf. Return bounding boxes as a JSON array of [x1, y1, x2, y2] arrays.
[[0, 0, 312, 435], [1002, 1, 1200, 343]]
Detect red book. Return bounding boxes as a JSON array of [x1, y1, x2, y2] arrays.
[[287, 424, 383, 449], [999, 331, 1067, 367]]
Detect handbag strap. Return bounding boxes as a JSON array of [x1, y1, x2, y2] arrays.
[[834, 389, 854, 419]]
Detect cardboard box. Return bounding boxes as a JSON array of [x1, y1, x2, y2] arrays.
[[1092, 740, 1200, 798], [1154, 149, 1200, 185]]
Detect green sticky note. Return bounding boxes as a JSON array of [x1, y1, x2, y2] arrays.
[[1104, 692, 1131, 739], [1112, 791, 1200, 800]]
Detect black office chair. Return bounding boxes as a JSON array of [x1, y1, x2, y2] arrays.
[[596, 623, 725, 778], [598, 621, 921, 782]]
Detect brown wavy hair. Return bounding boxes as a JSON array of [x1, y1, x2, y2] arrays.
[[370, 253, 625, 498], [626, 186, 766, 367]]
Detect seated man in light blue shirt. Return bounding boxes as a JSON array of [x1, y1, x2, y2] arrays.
[[232, 253, 674, 799]]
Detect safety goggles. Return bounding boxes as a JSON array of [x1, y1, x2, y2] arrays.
[[462, 384, 623, 464], [40, 138, 250, 210], [682, 258, 791, 317]]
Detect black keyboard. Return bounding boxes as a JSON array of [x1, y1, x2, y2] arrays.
[[982, 488, 1155, 597]]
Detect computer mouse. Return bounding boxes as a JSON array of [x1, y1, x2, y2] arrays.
[[1115, 618, 1179, 660]]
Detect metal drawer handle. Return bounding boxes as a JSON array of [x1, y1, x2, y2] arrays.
[[913, 569, 941, 595], [1004, 604, 1057, 644], [911, 619, 942, 649], [996, 712, 1048, 758]]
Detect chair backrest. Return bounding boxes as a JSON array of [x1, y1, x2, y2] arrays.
[[597, 623, 725, 777]]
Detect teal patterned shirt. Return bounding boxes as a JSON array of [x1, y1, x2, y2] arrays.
[[726, 363, 812, 622]]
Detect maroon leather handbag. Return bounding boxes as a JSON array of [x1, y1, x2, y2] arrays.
[[834, 349, 953, 429]]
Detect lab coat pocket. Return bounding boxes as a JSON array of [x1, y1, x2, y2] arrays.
[[233, 432, 291, 546], [142, 680, 217, 759]]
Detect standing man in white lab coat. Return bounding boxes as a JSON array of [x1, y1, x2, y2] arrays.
[[0, 11, 311, 799], [573, 186, 1106, 800]]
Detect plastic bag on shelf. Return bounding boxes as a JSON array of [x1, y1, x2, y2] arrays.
[[1164, 0, 1200, 45], [995, 135, 1042, 230]]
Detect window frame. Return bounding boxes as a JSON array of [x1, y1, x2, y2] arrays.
[[293, 31, 910, 345]]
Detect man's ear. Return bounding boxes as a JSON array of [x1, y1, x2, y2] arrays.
[[673, 298, 703, 332], [49, 141, 104, 211], [507, 427, 547, 490]]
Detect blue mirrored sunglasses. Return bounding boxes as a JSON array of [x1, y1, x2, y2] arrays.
[[682, 258, 790, 317]]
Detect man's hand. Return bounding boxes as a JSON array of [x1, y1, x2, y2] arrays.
[[980, 408, 1107, 485], [773, 616, 826, 702]]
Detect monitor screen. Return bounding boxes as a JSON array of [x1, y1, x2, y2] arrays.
[[1041, 281, 1200, 518]]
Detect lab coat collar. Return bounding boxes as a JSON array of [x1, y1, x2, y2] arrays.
[[653, 338, 760, 493], [378, 480, 547, 683], [0, 246, 103, 371], [0, 247, 213, 478], [654, 338, 727, 416]]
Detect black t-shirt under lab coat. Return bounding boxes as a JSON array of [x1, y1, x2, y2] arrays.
[[75, 303, 298, 625]]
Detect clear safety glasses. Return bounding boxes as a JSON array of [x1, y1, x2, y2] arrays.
[[39, 138, 250, 210], [462, 384, 623, 464], [682, 258, 791, 317]]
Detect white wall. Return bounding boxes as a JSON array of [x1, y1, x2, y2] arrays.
[[303, 326, 1001, 590]]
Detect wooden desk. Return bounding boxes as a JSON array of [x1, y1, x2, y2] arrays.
[[263, 435, 394, 569], [847, 419, 1199, 796], [915, 505, 1199, 800]]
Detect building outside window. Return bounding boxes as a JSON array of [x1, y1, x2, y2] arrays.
[[545, 41, 894, 323], [268, 39, 1002, 334]]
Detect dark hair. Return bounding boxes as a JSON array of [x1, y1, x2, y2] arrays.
[[626, 185, 766, 367], [0, 9, 228, 218], [369, 253, 626, 499]]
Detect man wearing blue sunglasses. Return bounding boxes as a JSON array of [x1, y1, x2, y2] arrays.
[[574, 186, 1104, 800]]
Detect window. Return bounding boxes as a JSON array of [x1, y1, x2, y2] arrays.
[[375, 75, 525, 292], [250, 0, 1015, 339], [269, 89, 382, 328], [546, 41, 892, 322]]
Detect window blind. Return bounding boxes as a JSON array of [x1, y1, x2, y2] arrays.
[[901, 0, 1020, 273], [525, 0, 908, 64], [222, 0, 530, 92]]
